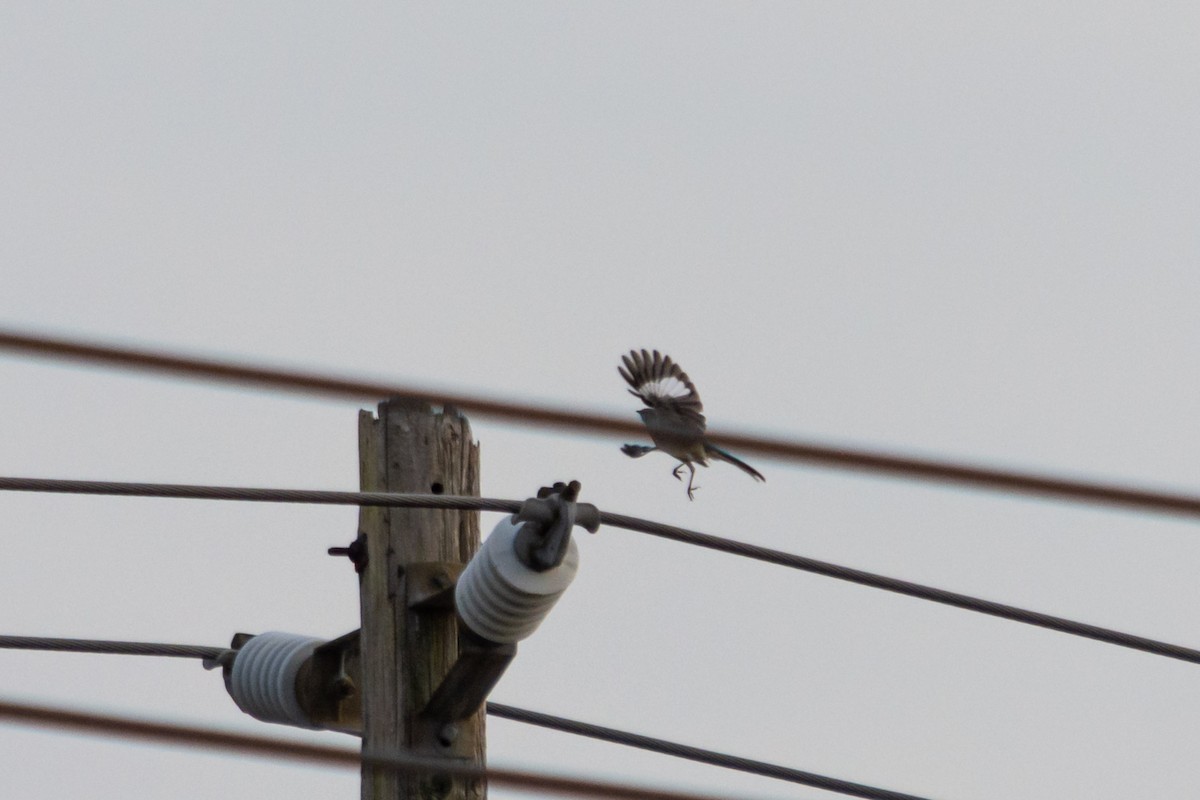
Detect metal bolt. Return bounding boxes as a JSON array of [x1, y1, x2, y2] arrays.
[[437, 723, 459, 747], [327, 533, 368, 573], [332, 675, 356, 699]]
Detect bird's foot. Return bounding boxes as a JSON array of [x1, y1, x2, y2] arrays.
[[672, 463, 685, 481]]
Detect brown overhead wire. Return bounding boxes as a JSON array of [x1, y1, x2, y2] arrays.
[[0, 698, 766, 800], [2, 327, 1199, 518], [0, 635, 935, 799]]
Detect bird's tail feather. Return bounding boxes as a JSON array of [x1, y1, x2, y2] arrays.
[[705, 445, 765, 482]]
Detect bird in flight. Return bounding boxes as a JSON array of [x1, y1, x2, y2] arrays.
[[618, 349, 765, 500]]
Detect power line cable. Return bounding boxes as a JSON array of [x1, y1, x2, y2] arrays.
[[0, 697, 795, 800], [3, 476, 1199, 665], [596, 509, 1200, 664], [0, 475, 520, 512], [0, 635, 222, 660], [2, 327, 1198, 519], [485, 703, 928, 800], [0, 634, 935, 799]]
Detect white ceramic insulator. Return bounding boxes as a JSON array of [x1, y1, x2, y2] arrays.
[[456, 515, 580, 644], [229, 631, 323, 729]]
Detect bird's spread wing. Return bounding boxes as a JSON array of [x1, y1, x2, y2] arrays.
[[618, 349, 706, 429]]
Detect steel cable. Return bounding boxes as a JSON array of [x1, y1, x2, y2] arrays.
[[2, 475, 1199, 665], [486, 703, 930, 800], [597, 510, 1200, 664], [0, 635, 223, 660], [0, 475, 520, 512]]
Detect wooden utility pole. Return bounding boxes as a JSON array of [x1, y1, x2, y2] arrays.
[[357, 398, 484, 800]]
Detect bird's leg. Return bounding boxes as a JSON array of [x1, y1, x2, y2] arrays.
[[686, 463, 699, 500], [672, 462, 685, 481]]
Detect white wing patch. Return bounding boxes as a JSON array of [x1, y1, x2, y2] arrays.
[[619, 349, 706, 427], [635, 375, 693, 402]]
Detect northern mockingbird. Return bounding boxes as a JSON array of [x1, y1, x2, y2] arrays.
[[619, 349, 765, 500]]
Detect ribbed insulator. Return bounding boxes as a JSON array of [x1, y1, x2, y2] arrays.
[[228, 631, 322, 729], [456, 515, 579, 644]]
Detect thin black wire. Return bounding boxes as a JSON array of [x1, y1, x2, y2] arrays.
[[0, 475, 520, 512], [3, 327, 1199, 519], [0, 635, 937, 800], [0, 697, 777, 800], [3, 475, 1199, 666], [485, 703, 930, 800], [598, 510, 1200, 665], [0, 635, 223, 660]]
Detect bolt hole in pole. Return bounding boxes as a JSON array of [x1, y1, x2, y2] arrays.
[[430, 482, 444, 494], [423, 774, 453, 800]]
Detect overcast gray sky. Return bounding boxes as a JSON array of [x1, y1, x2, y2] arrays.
[[3, 4, 1200, 799]]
